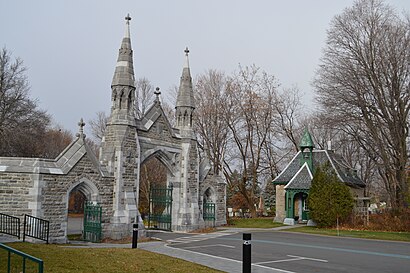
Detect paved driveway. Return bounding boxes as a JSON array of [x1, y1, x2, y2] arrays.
[[155, 229, 410, 273]]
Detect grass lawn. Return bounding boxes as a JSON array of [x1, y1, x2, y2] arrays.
[[286, 226, 410, 242], [0, 242, 224, 273], [227, 217, 284, 228]]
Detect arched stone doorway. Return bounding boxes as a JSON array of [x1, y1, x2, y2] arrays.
[[139, 156, 168, 223], [66, 178, 100, 239]]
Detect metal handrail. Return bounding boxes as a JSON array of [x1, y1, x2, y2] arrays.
[[0, 243, 43, 273]]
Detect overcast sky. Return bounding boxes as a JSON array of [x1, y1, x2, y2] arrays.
[[1, 0, 409, 134]]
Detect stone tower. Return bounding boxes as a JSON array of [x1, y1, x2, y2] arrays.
[[99, 14, 140, 239], [173, 48, 203, 231]]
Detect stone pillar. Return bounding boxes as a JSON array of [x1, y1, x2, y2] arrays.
[[173, 140, 203, 232], [274, 184, 286, 222]]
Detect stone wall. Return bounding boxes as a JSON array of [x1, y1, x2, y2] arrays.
[[0, 172, 33, 218], [0, 152, 115, 243]]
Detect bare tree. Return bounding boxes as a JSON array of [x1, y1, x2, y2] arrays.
[[272, 86, 303, 152], [261, 86, 304, 179], [0, 47, 50, 157], [308, 114, 379, 197], [135, 77, 155, 118], [194, 69, 230, 174], [314, 0, 410, 208], [41, 126, 74, 158], [223, 65, 279, 217], [89, 111, 108, 142]]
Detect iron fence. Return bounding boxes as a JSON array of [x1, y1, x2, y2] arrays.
[[23, 214, 50, 243], [0, 213, 20, 239], [203, 202, 216, 227], [148, 185, 173, 231]]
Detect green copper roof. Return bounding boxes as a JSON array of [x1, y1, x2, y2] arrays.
[[299, 128, 315, 150]]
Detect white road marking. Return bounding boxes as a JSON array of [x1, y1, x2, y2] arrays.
[[168, 239, 202, 243], [167, 231, 237, 245], [182, 244, 235, 249], [252, 263, 296, 273], [287, 255, 328, 263], [255, 257, 304, 265], [254, 254, 328, 265], [166, 244, 296, 273]]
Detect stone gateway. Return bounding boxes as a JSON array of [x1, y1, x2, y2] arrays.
[[0, 15, 226, 243]]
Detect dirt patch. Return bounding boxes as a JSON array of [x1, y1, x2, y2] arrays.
[[189, 227, 217, 233], [101, 236, 159, 244]]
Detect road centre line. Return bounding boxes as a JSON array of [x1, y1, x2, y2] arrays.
[[182, 244, 235, 249], [220, 237, 410, 260]]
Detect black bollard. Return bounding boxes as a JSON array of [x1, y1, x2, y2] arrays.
[[243, 233, 251, 273], [132, 223, 138, 249]]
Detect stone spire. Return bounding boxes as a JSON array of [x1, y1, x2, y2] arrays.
[[109, 14, 136, 124], [175, 47, 195, 131], [111, 14, 135, 88], [99, 15, 141, 239]]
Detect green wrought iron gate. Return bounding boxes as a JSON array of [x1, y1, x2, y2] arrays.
[[148, 185, 173, 231], [203, 202, 216, 226], [83, 202, 102, 242]]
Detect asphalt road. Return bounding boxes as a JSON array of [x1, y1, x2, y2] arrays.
[[150, 230, 410, 273]]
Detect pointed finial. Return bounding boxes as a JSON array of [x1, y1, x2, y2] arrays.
[[183, 47, 190, 68], [76, 118, 86, 139], [125, 14, 131, 24], [154, 87, 161, 103], [124, 14, 131, 39]]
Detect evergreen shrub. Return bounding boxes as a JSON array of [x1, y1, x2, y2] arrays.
[[308, 164, 354, 227]]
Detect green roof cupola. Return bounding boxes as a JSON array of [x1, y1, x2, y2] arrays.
[[299, 128, 314, 150], [299, 128, 314, 172]]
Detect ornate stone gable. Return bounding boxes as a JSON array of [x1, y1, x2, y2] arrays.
[[139, 113, 175, 142], [137, 94, 176, 143]]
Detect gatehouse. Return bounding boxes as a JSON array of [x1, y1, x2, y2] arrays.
[[0, 15, 226, 242]]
